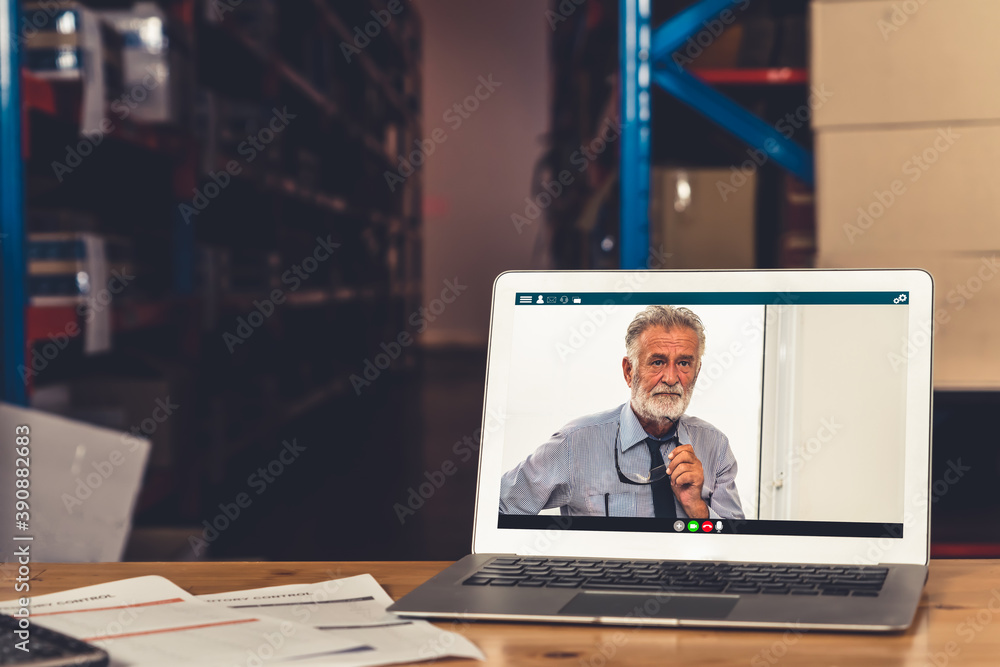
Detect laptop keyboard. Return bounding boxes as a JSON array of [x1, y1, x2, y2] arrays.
[[463, 558, 888, 597]]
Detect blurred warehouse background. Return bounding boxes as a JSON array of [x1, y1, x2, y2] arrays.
[[0, 0, 998, 562]]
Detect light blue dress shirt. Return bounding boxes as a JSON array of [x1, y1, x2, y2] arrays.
[[499, 403, 744, 520]]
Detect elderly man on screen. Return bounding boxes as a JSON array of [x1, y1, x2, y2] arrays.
[[499, 305, 744, 520]]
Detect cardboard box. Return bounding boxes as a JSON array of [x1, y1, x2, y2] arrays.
[[69, 374, 188, 469], [22, 1, 124, 134], [649, 167, 756, 269], [815, 123, 1000, 256], [811, 0, 1000, 128], [98, 2, 176, 124], [817, 251, 1000, 390]]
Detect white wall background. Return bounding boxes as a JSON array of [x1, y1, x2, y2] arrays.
[[415, 0, 551, 346], [759, 305, 909, 522], [498, 304, 765, 517]]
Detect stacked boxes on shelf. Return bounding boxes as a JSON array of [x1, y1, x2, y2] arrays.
[[649, 168, 757, 270], [14, 1, 423, 527], [96, 1, 181, 125], [27, 232, 136, 355], [27, 232, 134, 306], [22, 1, 125, 133], [812, 0, 1000, 388]]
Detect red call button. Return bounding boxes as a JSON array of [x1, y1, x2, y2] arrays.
[[701, 521, 714, 532]]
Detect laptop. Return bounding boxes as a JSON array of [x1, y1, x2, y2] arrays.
[[389, 269, 933, 631]]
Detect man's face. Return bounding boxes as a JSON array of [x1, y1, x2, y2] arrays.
[[625, 325, 700, 423]]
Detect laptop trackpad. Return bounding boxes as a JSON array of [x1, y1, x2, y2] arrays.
[[560, 592, 738, 620]]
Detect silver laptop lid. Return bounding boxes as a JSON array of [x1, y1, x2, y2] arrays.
[[472, 270, 933, 566]]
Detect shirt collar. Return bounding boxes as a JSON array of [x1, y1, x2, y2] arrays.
[[618, 402, 690, 453]]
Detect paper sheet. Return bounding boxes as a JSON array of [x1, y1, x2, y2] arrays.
[[197, 574, 485, 665], [0, 576, 365, 666]]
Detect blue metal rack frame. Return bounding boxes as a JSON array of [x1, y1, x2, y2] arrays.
[[1, 0, 27, 405], [619, 0, 814, 269]]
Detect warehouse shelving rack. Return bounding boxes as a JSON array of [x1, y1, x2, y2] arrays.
[[618, 0, 814, 269], [0, 0, 27, 405], [0, 0, 423, 535]]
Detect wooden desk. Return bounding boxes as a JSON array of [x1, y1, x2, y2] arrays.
[[3, 560, 1000, 666]]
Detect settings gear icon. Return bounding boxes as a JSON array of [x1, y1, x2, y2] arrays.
[[893, 294, 908, 304]]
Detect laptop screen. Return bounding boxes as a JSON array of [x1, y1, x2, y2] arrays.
[[475, 271, 933, 565]]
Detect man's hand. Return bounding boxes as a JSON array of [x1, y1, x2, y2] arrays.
[[666, 444, 708, 519]]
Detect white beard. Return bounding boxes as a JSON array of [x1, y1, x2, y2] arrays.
[[630, 372, 696, 425]]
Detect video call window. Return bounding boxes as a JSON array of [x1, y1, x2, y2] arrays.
[[497, 292, 910, 538]]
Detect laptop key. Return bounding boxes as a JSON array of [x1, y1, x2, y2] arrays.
[[727, 585, 761, 593], [634, 571, 663, 579], [549, 580, 583, 588], [584, 582, 664, 591], [517, 580, 547, 587], [821, 588, 851, 596], [463, 577, 492, 585], [832, 576, 877, 586], [492, 558, 520, 565], [790, 587, 819, 595], [852, 590, 880, 597], [665, 584, 727, 593], [489, 579, 519, 586]]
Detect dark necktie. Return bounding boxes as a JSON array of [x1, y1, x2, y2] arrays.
[[645, 438, 676, 518]]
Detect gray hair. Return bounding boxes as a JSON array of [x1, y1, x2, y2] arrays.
[[625, 305, 706, 365]]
